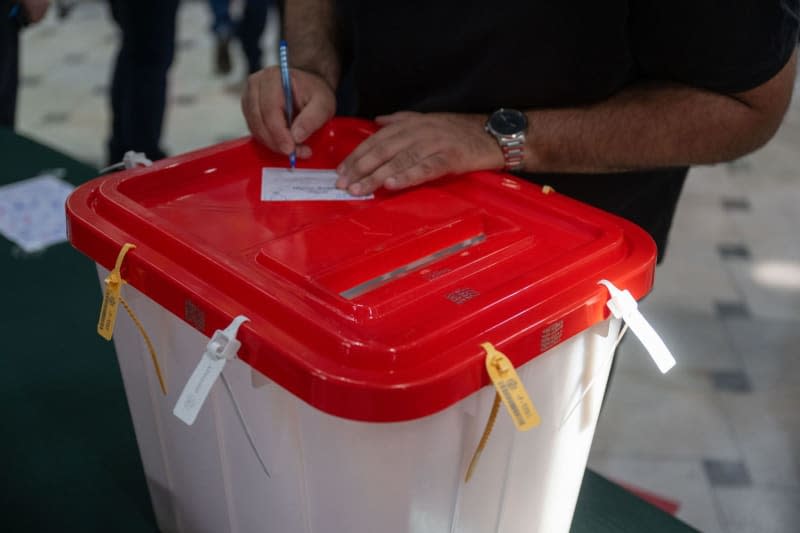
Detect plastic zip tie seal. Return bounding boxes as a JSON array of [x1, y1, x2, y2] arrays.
[[97, 243, 167, 394], [99, 151, 153, 174], [465, 342, 541, 482], [598, 279, 676, 373], [173, 315, 249, 426]]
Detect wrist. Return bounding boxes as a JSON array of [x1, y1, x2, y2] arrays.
[[485, 108, 529, 172], [292, 63, 339, 94]]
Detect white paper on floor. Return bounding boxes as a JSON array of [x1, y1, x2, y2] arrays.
[[0, 172, 74, 252], [261, 167, 374, 201]]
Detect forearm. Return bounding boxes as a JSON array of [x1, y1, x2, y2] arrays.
[[526, 80, 792, 174], [332, 50, 795, 197], [285, 0, 340, 89]]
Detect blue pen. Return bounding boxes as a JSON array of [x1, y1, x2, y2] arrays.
[[278, 40, 296, 169]]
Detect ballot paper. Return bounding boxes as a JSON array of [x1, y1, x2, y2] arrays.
[[261, 168, 374, 201], [0, 173, 74, 252]]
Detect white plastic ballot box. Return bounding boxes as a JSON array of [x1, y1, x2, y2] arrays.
[[66, 117, 667, 533]]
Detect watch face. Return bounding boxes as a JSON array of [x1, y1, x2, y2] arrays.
[[489, 109, 527, 136]]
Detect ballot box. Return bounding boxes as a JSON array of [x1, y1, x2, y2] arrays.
[[66, 117, 663, 533]]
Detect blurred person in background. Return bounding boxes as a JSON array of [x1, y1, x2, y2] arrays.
[[209, 0, 272, 76], [1, 0, 50, 129], [106, 0, 179, 164]]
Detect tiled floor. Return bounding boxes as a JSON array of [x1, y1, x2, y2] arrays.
[[13, 3, 800, 532], [589, 88, 800, 532]]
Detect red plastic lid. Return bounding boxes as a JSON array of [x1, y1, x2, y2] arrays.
[[67, 118, 656, 422]]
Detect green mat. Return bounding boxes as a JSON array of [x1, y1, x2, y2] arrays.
[[0, 130, 158, 533], [0, 128, 697, 533]]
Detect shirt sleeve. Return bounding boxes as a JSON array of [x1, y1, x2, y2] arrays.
[[630, 0, 799, 93]]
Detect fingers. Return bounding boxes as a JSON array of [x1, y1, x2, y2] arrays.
[[242, 68, 293, 154], [245, 90, 493, 196], [337, 128, 445, 196], [242, 75, 269, 145], [348, 151, 449, 196], [336, 112, 500, 196], [290, 76, 337, 147], [336, 126, 410, 185], [242, 67, 335, 157], [264, 95, 295, 155], [337, 115, 437, 194]]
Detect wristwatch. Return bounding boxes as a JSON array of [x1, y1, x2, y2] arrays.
[[485, 108, 528, 171]]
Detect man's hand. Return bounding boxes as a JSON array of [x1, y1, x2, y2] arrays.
[[335, 112, 505, 196], [242, 67, 336, 159], [20, 0, 50, 24]]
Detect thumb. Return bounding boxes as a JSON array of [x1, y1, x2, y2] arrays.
[[291, 93, 336, 144]]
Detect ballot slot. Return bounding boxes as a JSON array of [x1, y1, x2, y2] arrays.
[[255, 190, 530, 307], [338, 232, 487, 300]]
